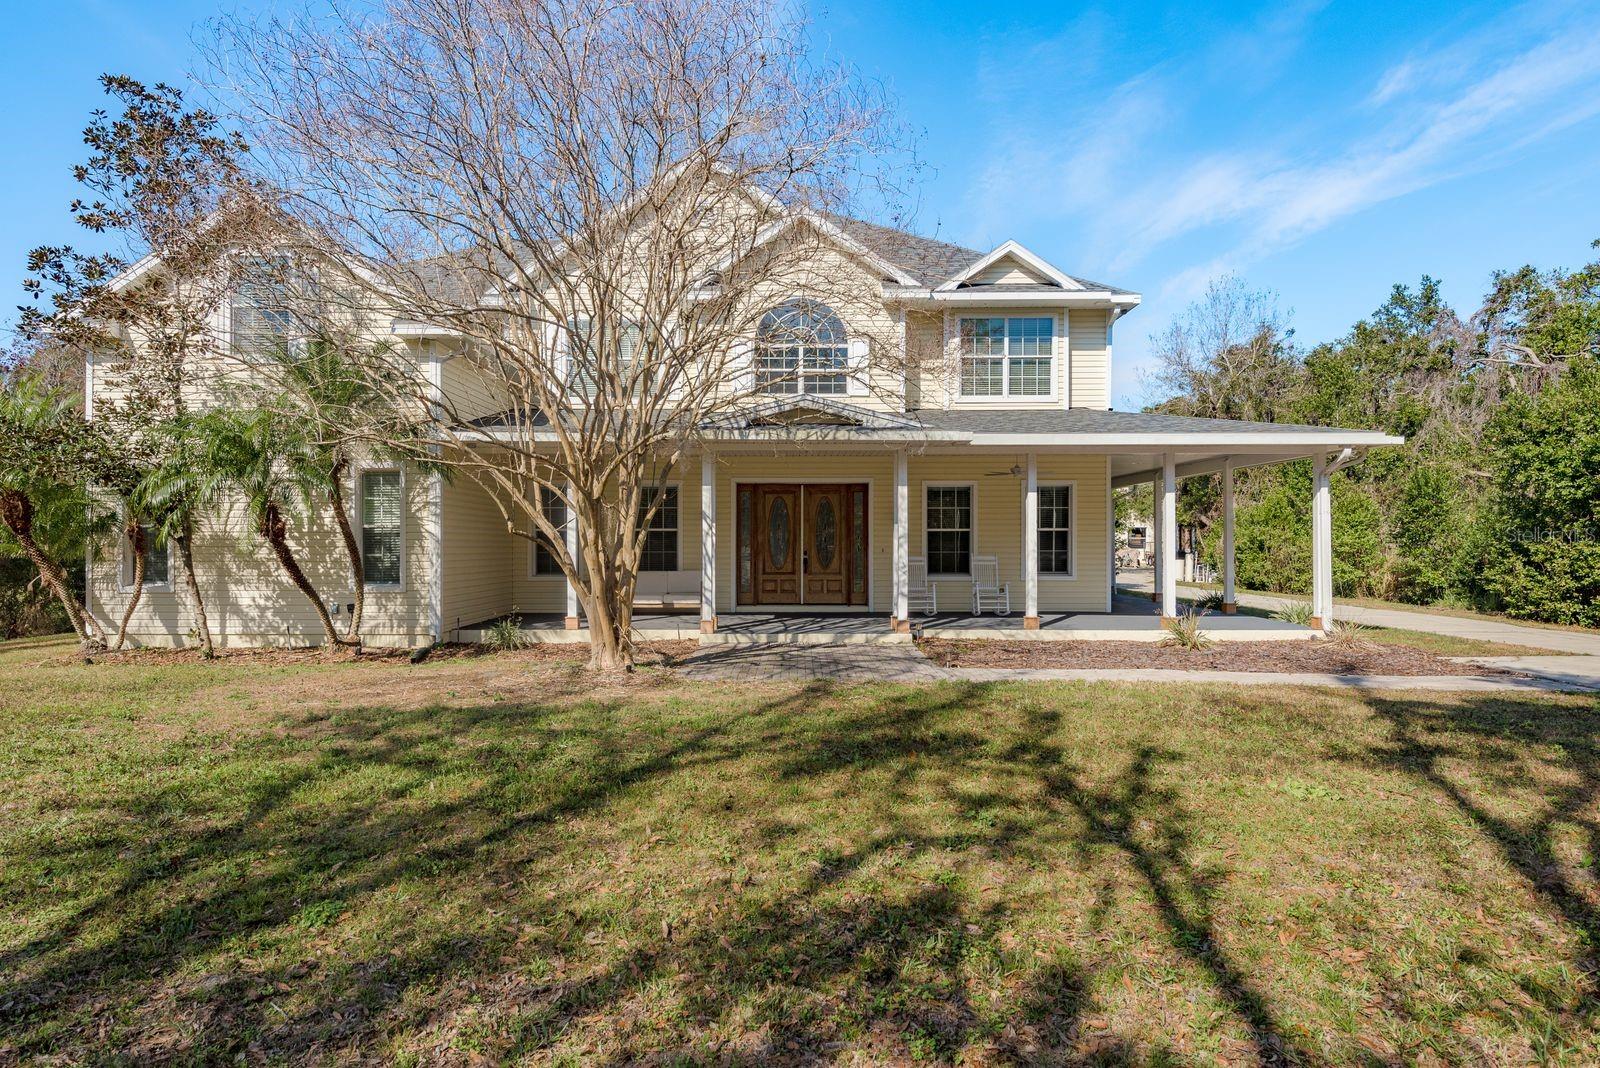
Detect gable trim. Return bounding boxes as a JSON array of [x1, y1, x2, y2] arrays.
[[935, 240, 1086, 292], [703, 394, 921, 431]]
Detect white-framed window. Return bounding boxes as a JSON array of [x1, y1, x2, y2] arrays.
[[958, 316, 1055, 398], [924, 484, 974, 577], [359, 469, 405, 588], [121, 523, 171, 591], [531, 486, 569, 576], [1038, 483, 1073, 576], [756, 300, 850, 396], [567, 317, 644, 399], [230, 256, 296, 355], [637, 484, 679, 572]]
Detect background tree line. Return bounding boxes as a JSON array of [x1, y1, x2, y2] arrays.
[[1138, 253, 1600, 626]]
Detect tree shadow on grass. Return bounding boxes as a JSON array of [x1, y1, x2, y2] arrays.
[[995, 704, 1315, 1067], [1, 676, 1322, 1064], [0, 680, 847, 1062], [1354, 691, 1600, 1016]]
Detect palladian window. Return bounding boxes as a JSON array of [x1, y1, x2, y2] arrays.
[[756, 300, 849, 396]]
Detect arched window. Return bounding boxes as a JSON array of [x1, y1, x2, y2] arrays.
[[756, 300, 849, 396]]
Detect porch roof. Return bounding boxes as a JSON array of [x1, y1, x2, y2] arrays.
[[459, 401, 1402, 475]]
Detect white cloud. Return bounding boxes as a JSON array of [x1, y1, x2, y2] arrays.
[[969, 1, 1600, 295]]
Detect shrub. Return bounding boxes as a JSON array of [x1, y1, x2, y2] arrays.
[[482, 616, 528, 652], [1274, 600, 1315, 627], [1159, 609, 1214, 650]]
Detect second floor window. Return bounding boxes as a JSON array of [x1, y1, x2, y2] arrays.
[[757, 300, 849, 396], [231, 258, 295, 355], [567, 318, 643, 399], [958, 316, 1054, 398]]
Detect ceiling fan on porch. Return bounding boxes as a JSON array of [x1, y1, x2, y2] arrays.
[[984, 458, 1026, 478]]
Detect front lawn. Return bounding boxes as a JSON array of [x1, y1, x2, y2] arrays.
[[3, 637, 1599, 1063]]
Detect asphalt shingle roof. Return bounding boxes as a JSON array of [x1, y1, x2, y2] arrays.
[[909, 408, 1359, 435], [824, 215, 984, 286]]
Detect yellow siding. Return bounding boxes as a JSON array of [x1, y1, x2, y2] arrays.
[[440, 352, 513, 424], [1069, 308, 1110, 409], [89, 462, 437, 648], [441, 476, 516, 631], [908, 452, 1109, 613], [969, 256, 1050, 286]]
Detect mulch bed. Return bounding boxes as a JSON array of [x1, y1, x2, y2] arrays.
[[917, 637, 1508, 676], [84, 639, 701, 667]]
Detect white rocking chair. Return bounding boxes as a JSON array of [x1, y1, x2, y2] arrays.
[[970, 555, 1011, 616], [907, 555, 938, 616]]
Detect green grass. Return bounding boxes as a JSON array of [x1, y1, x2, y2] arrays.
[[3, 636, 1600, 1062], [1218, 602, 1559, 656], [1173, 579, 1600, 636]]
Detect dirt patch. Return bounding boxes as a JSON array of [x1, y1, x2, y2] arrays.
[[917, 637, 1509, 676]]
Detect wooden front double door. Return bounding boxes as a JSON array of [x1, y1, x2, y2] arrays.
[[737, 483, 869, 606]]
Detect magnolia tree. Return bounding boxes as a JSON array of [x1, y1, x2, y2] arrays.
[[20, 75, 276, 657], [212, 0, 921, 668]]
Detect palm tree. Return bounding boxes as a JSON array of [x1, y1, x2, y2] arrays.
[[109, 494, 149, 652], [199, 408, 347, 649], [263, 338, 433, 651], [0, 373, 110, 649], [138, 414, 228, 657]]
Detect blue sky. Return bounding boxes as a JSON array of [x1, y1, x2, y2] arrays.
[[4, 0, 1599, 406]]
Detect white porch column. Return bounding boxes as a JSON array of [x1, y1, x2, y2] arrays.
[[1222, 458, 1237, 614], [1311, 452, 1333, 632], [1023, 453, 1039, 627], [563, 478, 580, 629], [700, 452, 717, 634], [893, 449, 909, 630], [1160, 452, 1178, 620], [1150, 475, 1163, 603], [424, 340, 445, 644]]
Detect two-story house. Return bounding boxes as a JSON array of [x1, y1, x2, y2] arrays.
[[87, 209, 1400, 648]]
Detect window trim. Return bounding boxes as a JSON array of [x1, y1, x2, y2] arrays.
[[755, 298, 853, 398], [227, 253, 300, 356], [1036, 480, 1076, 579], [119, 520, 173, 593], [636, 481, 682, 574], [955, 314, 1058, 401], [528, 485, 570, 579], [923, 481, 977, 579], [357, 466, 407, 592]]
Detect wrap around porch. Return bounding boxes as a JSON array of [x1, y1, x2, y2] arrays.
[[455, 592, 1313, 646]]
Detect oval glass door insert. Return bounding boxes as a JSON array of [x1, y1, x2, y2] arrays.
[[768, 497, 791, 569], [814, 497, 837, 569]]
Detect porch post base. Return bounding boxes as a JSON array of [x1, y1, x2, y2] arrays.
[[563, 616, 581, 631], [1160, 615, 1180, 624], [1309, 615, 1325, 631], [1221, 602, 1238, 615], [699, 618, 717, 635], [890, 617, 911, 634], [1023, 615, 1040, 630]]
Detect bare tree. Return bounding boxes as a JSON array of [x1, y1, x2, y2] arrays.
[[210, 0, 919, 669], [1145, 274, 1299, 424]]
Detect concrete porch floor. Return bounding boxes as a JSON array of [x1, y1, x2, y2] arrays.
[[457, 595, 1313, 645]]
